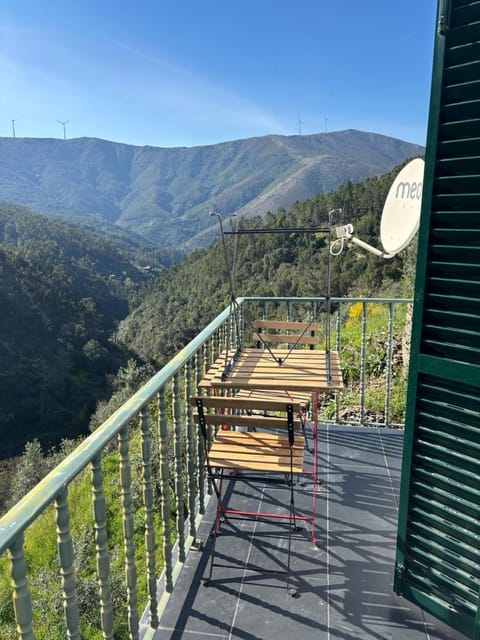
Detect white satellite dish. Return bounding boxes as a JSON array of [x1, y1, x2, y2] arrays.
[[331, 157, 425, 259], [380, 157, 424, 255]]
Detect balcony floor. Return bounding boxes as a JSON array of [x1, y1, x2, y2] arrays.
[[152, 426, 466, 640]]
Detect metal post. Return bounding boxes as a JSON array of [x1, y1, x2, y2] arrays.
[[360, 302, 368, 425], [385, 303, 395, 427]]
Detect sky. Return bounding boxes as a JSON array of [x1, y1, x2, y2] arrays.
[[0, 1, 438, 149]]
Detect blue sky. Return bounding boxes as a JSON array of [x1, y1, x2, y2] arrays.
[[0, 1, 437, 148]]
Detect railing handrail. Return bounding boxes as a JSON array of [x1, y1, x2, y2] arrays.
[[242, 296, 414, 304], [0, 302, 234, 555]]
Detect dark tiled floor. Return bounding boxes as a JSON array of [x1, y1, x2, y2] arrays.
[[153, 427, 467, 640]]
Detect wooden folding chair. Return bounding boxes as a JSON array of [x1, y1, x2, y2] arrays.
[[251, 318, 321, 421], [197, 368, 316, 481], [232, 387, 317, 471], [191, 395, 311, 595], [245, 319, 322, 476]]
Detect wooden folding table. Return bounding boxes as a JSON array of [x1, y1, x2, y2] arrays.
[[199, 347, 343, 393]]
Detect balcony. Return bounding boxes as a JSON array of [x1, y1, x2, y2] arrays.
[[0, 297, 466, 639]]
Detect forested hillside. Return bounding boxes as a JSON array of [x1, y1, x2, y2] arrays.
[[0, 159, 419, 457], [118, 161, 417, 366], [0, 203, 149, 456]]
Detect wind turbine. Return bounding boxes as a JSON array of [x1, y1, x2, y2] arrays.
[[11, 119, 16, 139], [57, 120, 69, 140]]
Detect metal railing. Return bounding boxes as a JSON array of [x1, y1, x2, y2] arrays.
[[242, 296, 413, 428], [0, 296, 412, 639]]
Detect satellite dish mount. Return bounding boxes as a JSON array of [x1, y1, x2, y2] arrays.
[[330, 158, 425, 259]]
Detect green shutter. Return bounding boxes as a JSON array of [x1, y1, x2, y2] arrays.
[[395, 1, 480, 638]]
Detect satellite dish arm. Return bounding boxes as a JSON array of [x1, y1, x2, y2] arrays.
[[331, 224, 397, 259], [349, 235, 397, 259], [330, 159, 424, 260]]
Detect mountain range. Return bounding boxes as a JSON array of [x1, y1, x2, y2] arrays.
[[0, 130, 423, 250]]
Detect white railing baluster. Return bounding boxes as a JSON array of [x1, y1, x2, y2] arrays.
[[140, 409, 158, 629], [55, 488, 81, 639], [8, 534, 34, 640], [195, 350, 207, 514], [91, 453, 114, 639], [185, 360, 197, 539], [118, 426, 139, 639], [158, 388, 173, 593], [173, 372, 186, 563]]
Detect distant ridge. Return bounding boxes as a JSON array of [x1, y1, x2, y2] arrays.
[[0, 130, 423, 249]]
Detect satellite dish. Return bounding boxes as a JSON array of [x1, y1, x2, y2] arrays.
[[380, 158, 424, 254], [331, 157, 425, 259]]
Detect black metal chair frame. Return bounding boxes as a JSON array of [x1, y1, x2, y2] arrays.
[[193, 396, 307, 596]]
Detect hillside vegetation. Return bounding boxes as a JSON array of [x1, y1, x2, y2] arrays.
[[0, 421, 169, 640], [0, 160, 418, 458], [118, 161, 416, 366], [0, 203, 151, 456]]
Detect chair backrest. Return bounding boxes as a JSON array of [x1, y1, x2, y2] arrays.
[[190, 395, 302, 433], [190, 395, 304, 473], [253, 320, 320, 349]]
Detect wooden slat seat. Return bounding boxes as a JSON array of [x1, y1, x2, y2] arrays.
[[207, 431, 304, 473], [198, 368, 215, 389]]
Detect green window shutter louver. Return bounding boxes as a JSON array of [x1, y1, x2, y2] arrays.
[[395, 1, 480, 638]]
